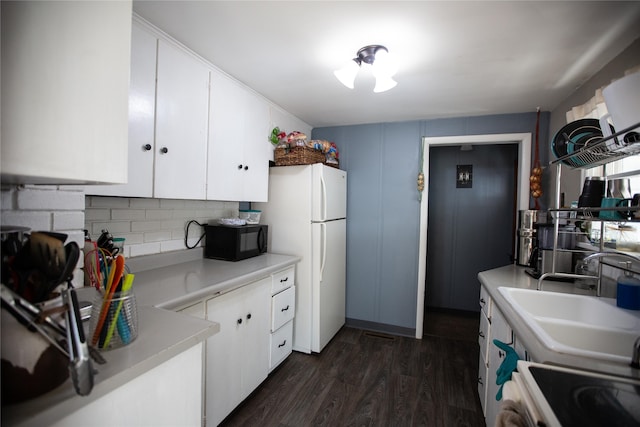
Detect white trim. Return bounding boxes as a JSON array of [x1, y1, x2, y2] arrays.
[[415, 133, 532, 338]]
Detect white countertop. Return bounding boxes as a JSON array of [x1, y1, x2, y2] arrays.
[[479, 264, 640, 380], [2, 250, 300, 426]]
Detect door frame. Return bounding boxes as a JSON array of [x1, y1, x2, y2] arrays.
[[415, 133, 532, 338]]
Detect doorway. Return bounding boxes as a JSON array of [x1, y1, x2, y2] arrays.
[[415, 133, 532, 338], [426, 144, 518, 313]]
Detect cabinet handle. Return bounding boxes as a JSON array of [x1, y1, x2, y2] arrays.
[[280, 277, 288, 283], [238, 164, 243, 169], [498, 350, 505, 358], [246, 313, 252, 320], [244, 165, 249, 171], [478, 377, 483, 385], [281, 305, 290, 312], [479, 298, 486, 307], [143, 144, 152, 151], [160, 147, 168, 154], [278, 340, 286, 348], [478, 331, 485, 338], [237, 318, 242, 325]]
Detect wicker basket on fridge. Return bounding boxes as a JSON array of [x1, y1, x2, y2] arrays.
[[274, 146, 326, 166]]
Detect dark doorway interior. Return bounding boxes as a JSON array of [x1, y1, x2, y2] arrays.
[[425, 144, 518, 314]]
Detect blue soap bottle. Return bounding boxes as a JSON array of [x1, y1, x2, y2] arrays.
[[616, 262, 640, 310]]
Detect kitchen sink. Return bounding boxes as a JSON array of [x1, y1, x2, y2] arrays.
[[498, 287, 640, 364]]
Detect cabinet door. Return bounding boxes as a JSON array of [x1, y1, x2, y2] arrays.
[[486, 306, 513, 427], [240, 278, 271, 399], [1, 1, 131, 185], [206, 289, 244, 426], [240, 90, 271, 202], [207, 71, 246, 201], [205, 278, 270, 426], [155, 40, 209, 200], [207, 71, 271, 202], [87, 23, 156, 197]]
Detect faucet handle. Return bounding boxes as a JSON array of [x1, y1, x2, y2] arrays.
[[632, 336, 640, 369]]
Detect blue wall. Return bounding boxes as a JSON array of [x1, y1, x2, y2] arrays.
[[312, 112, 551, 335]]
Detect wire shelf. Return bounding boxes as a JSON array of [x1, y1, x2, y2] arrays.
[[551, 121, 640, 170]]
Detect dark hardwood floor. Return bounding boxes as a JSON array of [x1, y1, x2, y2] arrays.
[[220, 309, 484, 427]]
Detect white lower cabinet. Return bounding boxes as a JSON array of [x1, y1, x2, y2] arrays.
[[52, 343, 203, 427], [478, 285, 526, 427], [206, 278, 270, 426]]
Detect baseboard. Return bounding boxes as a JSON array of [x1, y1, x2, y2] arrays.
[[345, 318, 416, 338]]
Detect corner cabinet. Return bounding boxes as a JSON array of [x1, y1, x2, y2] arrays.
[[207, 71, 272, 202], [88, 20, 209, 199], [1, 1, 132, 185]]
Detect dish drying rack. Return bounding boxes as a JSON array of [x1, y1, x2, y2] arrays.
[[541, 121, 640, 293]]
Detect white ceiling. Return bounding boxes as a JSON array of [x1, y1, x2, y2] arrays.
[[133, 1, 640, 128]]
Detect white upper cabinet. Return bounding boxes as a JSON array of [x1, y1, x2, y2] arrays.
[[88, 21, 210, 199], [89, 23, 157, 197], [207, 72, 272, 202], [1, 1, 132, 185], [154, 40, 209, 199]]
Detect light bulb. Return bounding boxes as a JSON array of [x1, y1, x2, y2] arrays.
[[373, 75, 397, 93], [333, 60, 360, 89]]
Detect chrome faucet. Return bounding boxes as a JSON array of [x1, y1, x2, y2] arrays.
[[632, 336, 640, 369], [576, 251, 640, 296], [537, 251, 640, 294]]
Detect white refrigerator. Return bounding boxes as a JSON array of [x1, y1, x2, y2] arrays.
[[255, 163, 346, 353]]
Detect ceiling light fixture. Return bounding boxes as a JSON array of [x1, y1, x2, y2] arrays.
[[334, 45, 397, 93]]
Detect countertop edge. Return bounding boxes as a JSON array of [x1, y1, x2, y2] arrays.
[[478, 264, 640, 379]]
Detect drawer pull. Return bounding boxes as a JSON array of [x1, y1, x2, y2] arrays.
[[278, 340, 287, 348], [280, 277, 289, 283], [281, 305, 290, 312]]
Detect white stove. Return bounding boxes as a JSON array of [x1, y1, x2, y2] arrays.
[[505, 361, 640, 427]]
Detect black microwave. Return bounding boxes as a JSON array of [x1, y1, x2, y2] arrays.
[[204, 224, 268, 261]]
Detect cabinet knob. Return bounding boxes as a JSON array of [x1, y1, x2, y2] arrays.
[[246, 313, 252, 320], [160, 147, 168, 154], [281, 305, 290, 312], [143, 144, 152, 151], [244, 165, 249, 171], [278, 340, 286, 348], [237, 318, 242, 325], [238, 164, 243, 169]]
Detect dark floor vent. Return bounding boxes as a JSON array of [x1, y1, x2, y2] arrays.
[[363, 331, 396, 341]]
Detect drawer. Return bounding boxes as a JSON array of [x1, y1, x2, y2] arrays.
[[478, 310, 489, 361], [477, 352, 488, 416], [271, 286, 295, 332], [270, 320, 293, 371], [272, 267, 295, 294], [479, 286, 492, 320]]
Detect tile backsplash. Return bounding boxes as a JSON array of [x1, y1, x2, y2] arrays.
[[85, 196, 239, 258], [1, 185, 86, 287]]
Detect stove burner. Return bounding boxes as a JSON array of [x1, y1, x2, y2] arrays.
[[530, 367, 640, 427]]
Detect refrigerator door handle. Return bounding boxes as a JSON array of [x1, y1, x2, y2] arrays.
[[320, 172, 327, 221], [320, 223, 327, 282]]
